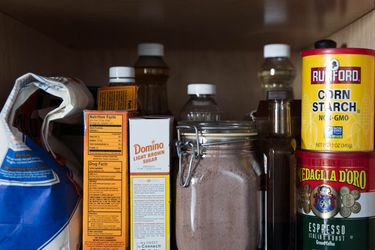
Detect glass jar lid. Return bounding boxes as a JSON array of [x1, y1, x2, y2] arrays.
[[176, 121, 257, 188], [177, 120, 257, 145]]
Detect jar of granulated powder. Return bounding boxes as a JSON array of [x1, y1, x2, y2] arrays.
[[175, 121, 260, 250]]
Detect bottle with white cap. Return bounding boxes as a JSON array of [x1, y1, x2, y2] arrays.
[[258, 44, 296, 100], [109, 66, 135, 86], [179, 83, 222, 121], [134, 43, 170, 115], [97, 66, 138, 110]]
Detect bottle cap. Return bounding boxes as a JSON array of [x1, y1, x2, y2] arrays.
[[138, 43, 164, 56], [187, 83, 216, 95], [109, 66, 135, 83], [314, 39, 337, 49], [264, 44, 290, 58]]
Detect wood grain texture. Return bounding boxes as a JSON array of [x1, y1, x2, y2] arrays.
[[292, 9, 375, 100], [328, 8, 375, 49], [0, 12, 78, 107]]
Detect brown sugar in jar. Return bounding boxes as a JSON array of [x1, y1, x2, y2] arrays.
[[175, 121, 260, 250]]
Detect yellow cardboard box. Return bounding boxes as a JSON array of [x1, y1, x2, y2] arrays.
[[98, 85, 138, 111], [83, 111, 132, 250]]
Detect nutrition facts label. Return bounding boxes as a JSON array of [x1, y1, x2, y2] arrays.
[[84, 112, 129, 249], [88, 114, 123, 155], [88, 161, 123, 236]]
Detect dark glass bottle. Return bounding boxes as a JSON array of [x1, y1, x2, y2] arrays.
[[263, 100, 295, 250]]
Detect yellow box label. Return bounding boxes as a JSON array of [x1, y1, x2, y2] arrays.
[[83, 112, 129, 250], [98, 85, 138, 111], [302, 54, 374, 151], [130, 175, 170, 250]]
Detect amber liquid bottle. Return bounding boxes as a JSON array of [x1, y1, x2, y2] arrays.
[[263, 100, 295, 250], [134, 43, 170, 115]]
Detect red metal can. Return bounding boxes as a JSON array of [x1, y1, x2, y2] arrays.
[[296, 150, 375, 250]]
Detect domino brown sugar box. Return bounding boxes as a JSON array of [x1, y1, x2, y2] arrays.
[[301, 48, 375, 151]]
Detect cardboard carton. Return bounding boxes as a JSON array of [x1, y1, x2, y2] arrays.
[[83, 111, 132, 250], [129, 117, 172, 250]]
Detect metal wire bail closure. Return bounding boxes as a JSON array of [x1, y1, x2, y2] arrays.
[[176, 125, 202, 188], [176, 121, 257, 187]]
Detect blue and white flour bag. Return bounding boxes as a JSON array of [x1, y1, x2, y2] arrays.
[[0, 73, 93, 249]]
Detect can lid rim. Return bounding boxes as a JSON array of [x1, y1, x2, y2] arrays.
[[301, 48, 375, 57], [296, 150, 375, 158]]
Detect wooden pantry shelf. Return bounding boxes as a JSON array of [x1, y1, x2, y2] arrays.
[[0, 0, 375, 119], [0, 0, 373, 49]]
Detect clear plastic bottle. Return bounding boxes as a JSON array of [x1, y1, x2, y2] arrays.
[[179, 83, 222, 121], [134, 43, 170, 115], [258, 44, 296, 100]]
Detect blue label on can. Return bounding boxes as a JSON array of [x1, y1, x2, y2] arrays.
[[324, 126, 343, 138]]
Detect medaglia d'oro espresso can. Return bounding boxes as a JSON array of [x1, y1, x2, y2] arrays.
[[296, 150, 375, 250], [301, 48, 375, 151]]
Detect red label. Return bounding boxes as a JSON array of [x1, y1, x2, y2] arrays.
[[298, 166, 368, 191], [311, 67, 361, 84], [296, 151, 375, 220], [297, 154, 374, 191]]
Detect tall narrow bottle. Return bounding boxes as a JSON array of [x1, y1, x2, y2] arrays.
[[263, 99, 295, 250], [134, 43, 170, 115]]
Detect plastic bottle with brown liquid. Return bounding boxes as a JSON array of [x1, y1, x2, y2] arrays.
[[134, 43, 170, 115], [135, 43, 177, 248]]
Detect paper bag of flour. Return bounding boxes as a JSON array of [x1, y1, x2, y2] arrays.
[[0, 73, 93, 249]]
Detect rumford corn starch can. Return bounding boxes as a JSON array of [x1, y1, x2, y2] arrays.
[[301, 48, 375, 151], [296, 151, 375, 250]]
